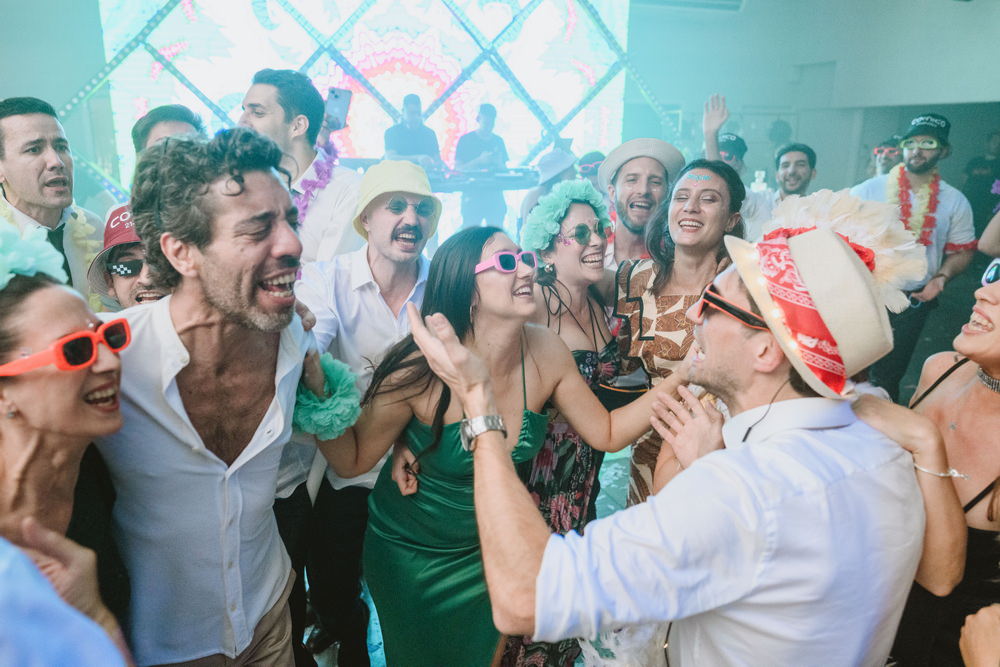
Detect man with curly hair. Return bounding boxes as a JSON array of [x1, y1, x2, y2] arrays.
[[94, 128, 308, 666]]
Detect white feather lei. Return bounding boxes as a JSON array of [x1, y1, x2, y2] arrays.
[[760, 189, 927, 313]]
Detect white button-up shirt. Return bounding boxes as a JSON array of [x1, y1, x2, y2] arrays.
[[96, 296, 307, 665], [534, 398, 924, 666], [851, 174, 976, 289], [740, 187, 782, 241], [293, 154, 363, 263], [291, 246, 428, 490]]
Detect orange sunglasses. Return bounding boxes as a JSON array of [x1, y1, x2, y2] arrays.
[[695, 284, 770, 331], [0, 319, 131, 377]]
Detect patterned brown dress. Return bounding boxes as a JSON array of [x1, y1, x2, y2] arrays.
[[613, 259, 699, 505]]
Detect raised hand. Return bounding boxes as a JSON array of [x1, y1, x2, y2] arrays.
[[406, 303, 491, 403], [650, 385, 725, 468], [703, 94, 730, 138]]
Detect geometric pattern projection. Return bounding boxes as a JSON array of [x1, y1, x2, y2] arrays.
[[69, 0, 672, 234]]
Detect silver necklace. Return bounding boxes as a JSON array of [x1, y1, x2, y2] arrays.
[[978, 366, 1000, 394]]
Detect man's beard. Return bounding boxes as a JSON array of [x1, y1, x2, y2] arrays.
[[905, 154, 940, 175], [779, 177, 810, 197], [200, 265, 294, 333], [615, 198, 653, 236]]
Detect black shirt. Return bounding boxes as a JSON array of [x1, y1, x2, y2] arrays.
[[455, 131, 508, 171], [384, 123, 440, 160]]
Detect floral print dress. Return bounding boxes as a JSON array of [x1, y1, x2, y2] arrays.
[[502, 339, 622, 666]]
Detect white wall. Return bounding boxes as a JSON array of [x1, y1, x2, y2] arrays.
[[624, 0, 1000, 189]]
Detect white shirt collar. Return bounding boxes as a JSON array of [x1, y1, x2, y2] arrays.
[[3, 191, 71, 231], [347, 245, 429, 293], [721, 397, 855, 449], [290, 152, 321, 193]]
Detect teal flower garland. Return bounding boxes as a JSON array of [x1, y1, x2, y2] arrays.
[[0, 225, 69, 290], [520, 179, 612, 255], [293, 353, 362, 440]]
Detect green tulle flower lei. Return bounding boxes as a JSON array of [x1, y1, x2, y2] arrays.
[[0, 225, 69, 290], [293, 353, 362, 440]]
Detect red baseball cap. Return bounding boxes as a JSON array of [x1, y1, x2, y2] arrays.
[[87, 204, 142, 295]]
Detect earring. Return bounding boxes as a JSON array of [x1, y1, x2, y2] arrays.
[[4, 409, 16, 420]]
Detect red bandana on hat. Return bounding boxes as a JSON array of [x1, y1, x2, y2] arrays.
[[757, 229, 848, 395]]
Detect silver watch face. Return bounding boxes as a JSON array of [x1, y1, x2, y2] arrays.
[[459, 415, 506, 451]]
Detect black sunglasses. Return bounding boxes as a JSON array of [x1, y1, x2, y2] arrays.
[[107, 259, 144, 277]]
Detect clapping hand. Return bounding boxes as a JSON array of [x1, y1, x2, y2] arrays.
[[651, 385, 725, 468], [406, 303, 491, 405]]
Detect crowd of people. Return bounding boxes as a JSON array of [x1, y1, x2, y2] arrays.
[[1, 65, 1000, 667]]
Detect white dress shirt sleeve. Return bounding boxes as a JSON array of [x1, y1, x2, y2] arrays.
[[533, 457, 769, 642], [944, 192, 976, 251], [295, 261, 341, 353]]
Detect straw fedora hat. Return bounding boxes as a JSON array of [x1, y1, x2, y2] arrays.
[[352, 160, 442, 240], [725, 229, 893, 398], [598, 138, 685, 191]]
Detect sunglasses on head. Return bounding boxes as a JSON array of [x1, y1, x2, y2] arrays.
[[578, 161, 602, 176], [873, 146, 900, 158], [695, 284, 769, 331], [0, 319, 131, 377], [900, 138, 941, 151], [107, 259, 144, 277], [983, 258, 1000, 287], [557, 222, 608, 247], [474, 250, 538, 275], [386, 196, 435, 218]]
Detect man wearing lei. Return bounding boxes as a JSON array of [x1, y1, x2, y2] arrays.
[[240, 68, 364, 664], [240, 68, 362, 264], [0, 96, 104, 311], [852, 112, 976, 401]]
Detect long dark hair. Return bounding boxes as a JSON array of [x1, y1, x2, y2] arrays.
[[645, 159, 746, 295], [363, 226, 504, 456]]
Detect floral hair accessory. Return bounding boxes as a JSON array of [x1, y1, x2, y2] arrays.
[[0, 224, 69, 290], [520, 179, 612, 255]]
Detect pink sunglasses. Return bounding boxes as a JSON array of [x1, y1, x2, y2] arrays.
[[474, 250, 538, 274]]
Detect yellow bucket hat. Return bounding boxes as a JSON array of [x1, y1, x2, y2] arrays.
[[352, 160, 442, 240]]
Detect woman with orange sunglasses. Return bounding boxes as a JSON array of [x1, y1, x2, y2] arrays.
[[0, 227, 132, 661]]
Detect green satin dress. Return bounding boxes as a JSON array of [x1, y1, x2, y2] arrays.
[[363, 356, 548, 666]]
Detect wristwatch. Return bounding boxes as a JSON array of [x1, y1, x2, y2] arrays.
[[459, 415, 507, 452]]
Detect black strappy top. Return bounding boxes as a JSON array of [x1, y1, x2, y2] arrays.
[[891, 358, 1000, 666]]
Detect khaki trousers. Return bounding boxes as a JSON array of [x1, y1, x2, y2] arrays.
[[153, 572, 294, 667]]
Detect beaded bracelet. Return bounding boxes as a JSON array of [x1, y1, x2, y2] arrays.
[[913, 462, 969, 480]]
